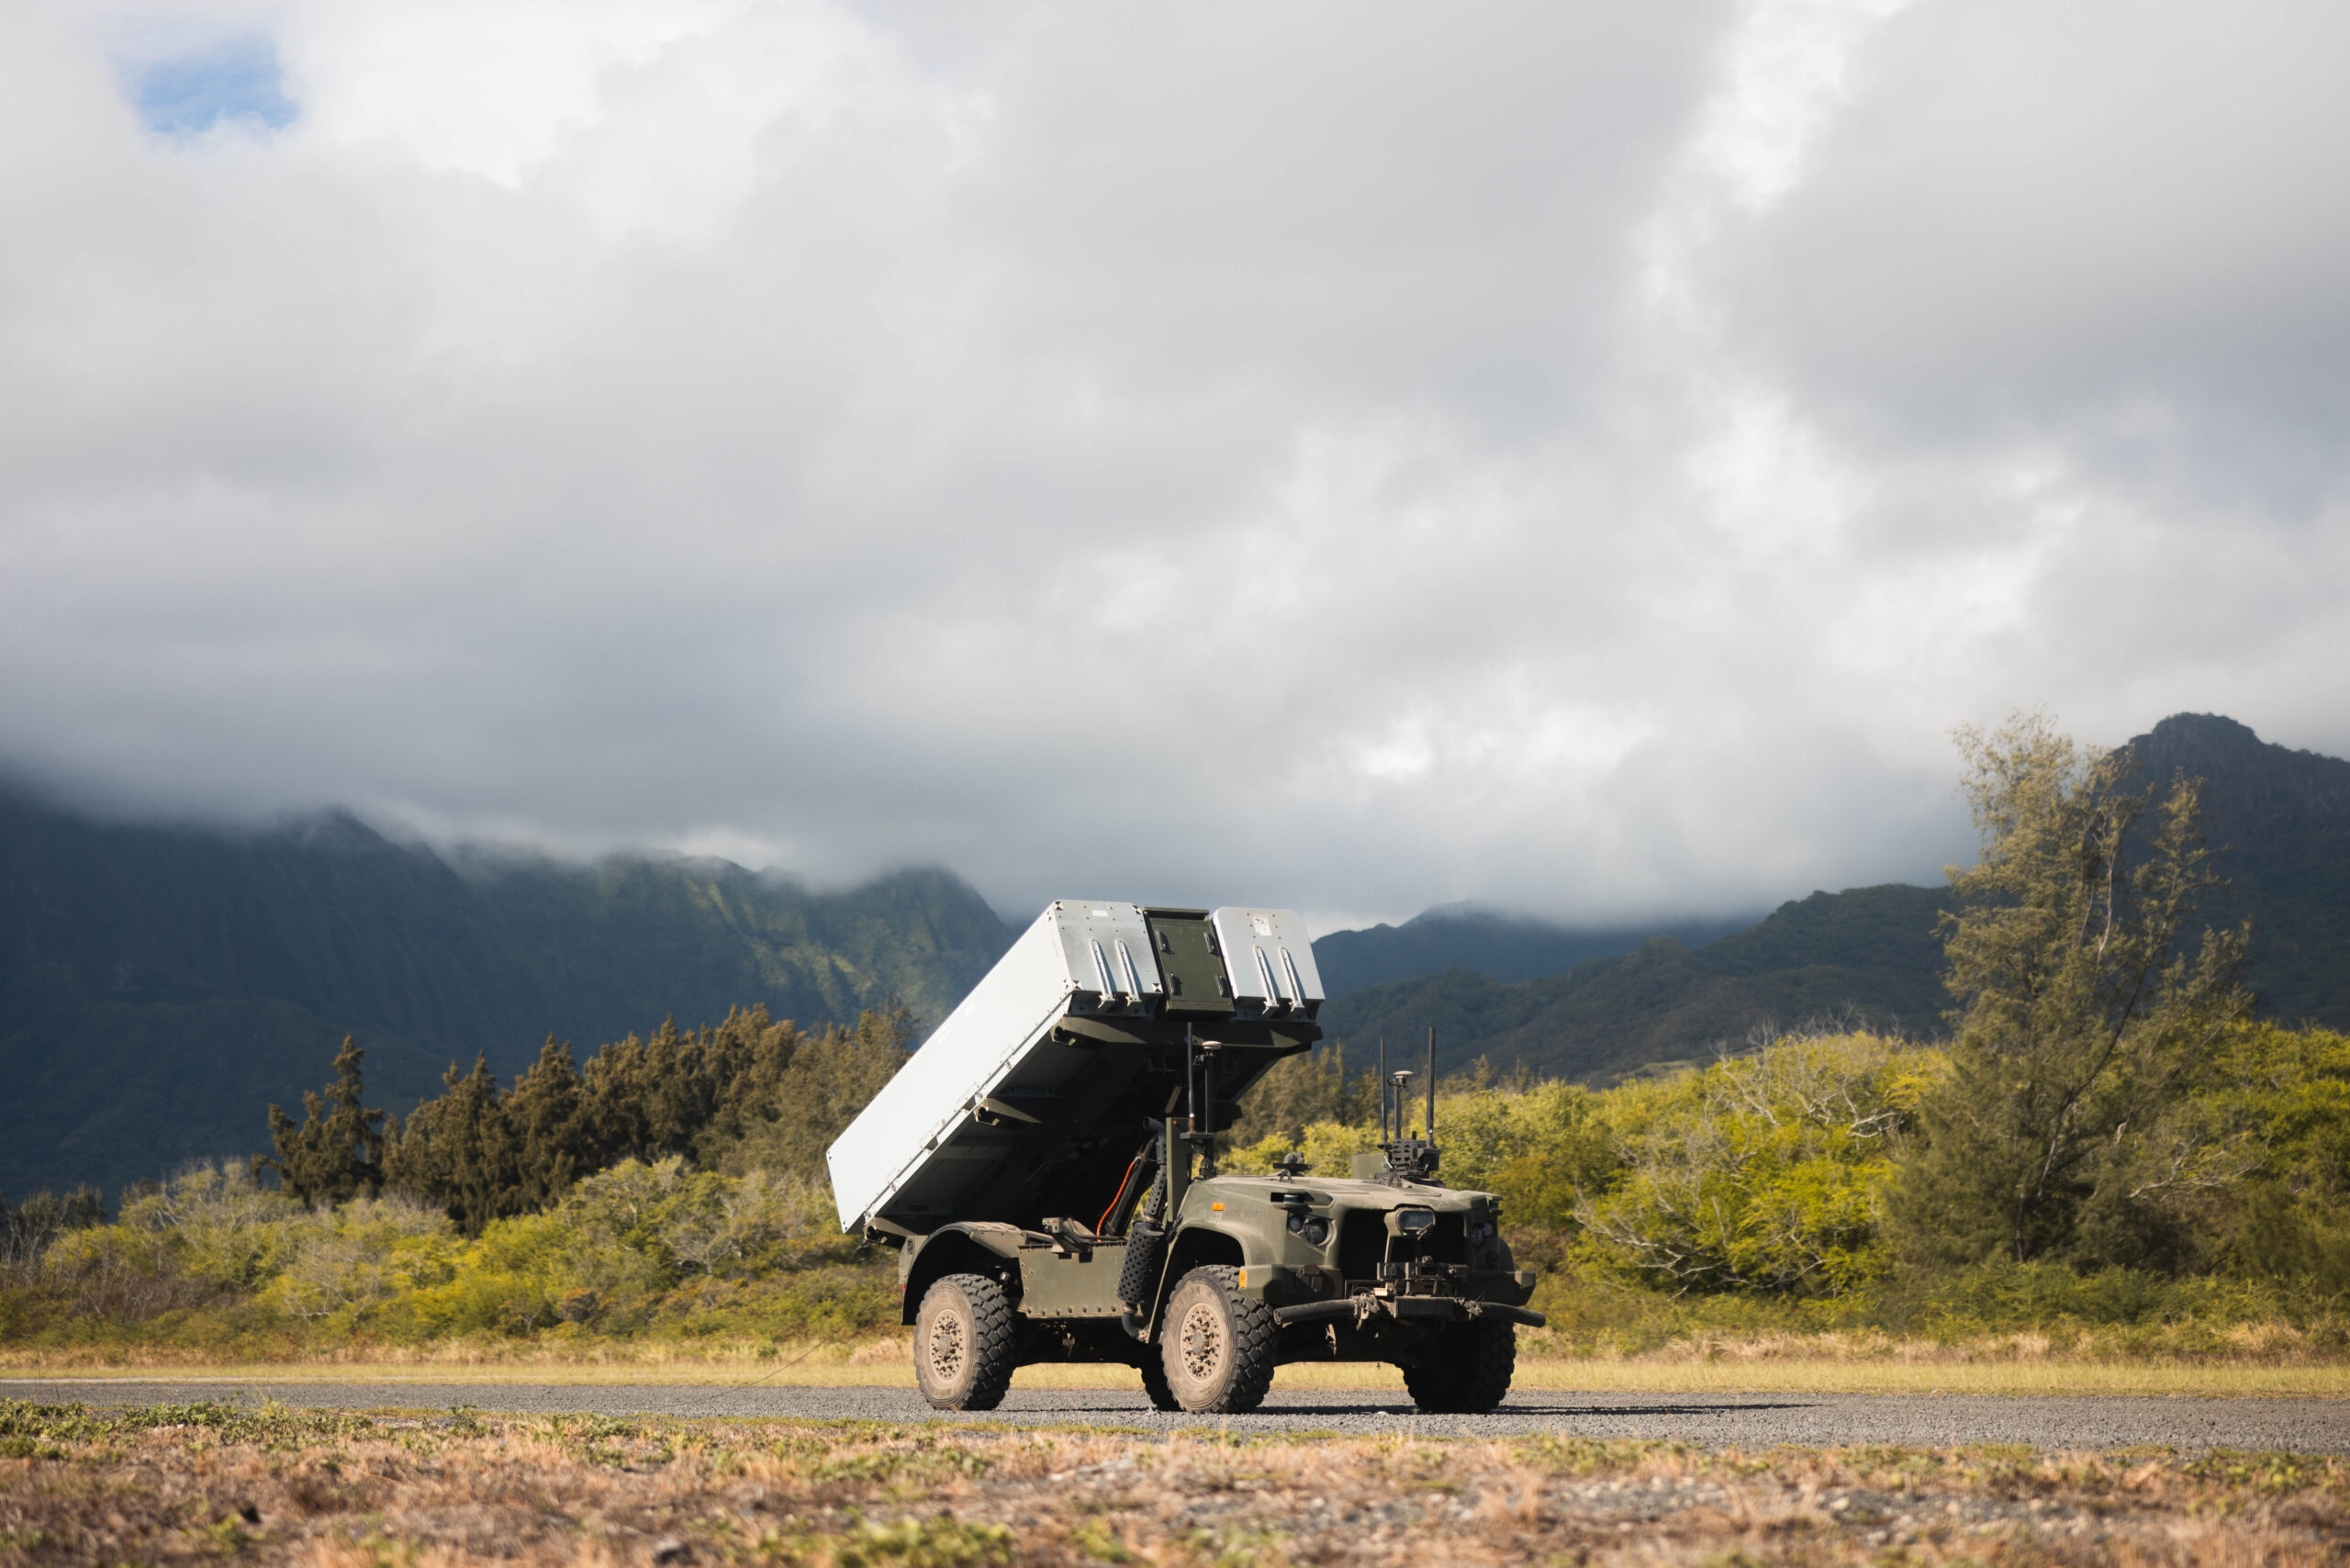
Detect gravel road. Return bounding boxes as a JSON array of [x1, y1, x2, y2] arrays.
[[7, 1379, 2345, 1451]]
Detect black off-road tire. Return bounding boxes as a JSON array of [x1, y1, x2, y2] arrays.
[[1403, 1317, 1516, 1414], [1159, 1266, 1278, 1414], [1138, 1356, 1182, 1412], [913, 1273, 1017, 1411]]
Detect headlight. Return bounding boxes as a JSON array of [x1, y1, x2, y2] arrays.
[[1304, 1217, 1329, 1247]]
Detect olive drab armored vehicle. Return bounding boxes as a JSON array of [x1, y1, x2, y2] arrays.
[[825, 902, 1544, 1415]]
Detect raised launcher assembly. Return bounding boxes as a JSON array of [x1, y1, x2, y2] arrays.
[[827, 902, 1321, 1238], [827, 902, 1543, 1419]]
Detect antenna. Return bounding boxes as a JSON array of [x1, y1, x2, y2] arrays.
[[1369, 1027, 1441, 1182], [1185, 1024, 1198, 1134], [1178, 1026, 1225, 1179], [1197, 1041, 1222, 1179]]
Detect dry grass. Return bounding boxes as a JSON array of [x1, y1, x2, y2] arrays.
[[4, 1397, 2347, 1566], [5, 1335, 2347, 1399]]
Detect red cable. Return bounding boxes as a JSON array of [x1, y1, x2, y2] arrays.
[[1097, 1154, 1144, 1235]]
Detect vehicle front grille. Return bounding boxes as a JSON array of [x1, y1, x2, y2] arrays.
[[1337, 1211, 1385, 1282], [1336, 1207, 1469, 1282]]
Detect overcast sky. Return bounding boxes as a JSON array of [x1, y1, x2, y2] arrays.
[[4, 1, 2346, 932]]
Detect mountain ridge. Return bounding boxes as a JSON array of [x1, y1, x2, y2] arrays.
[[0, 788, 1013, 1199], [1319, 714, 2350, 1084], [1309, 905, 1756, 998], [7, 710, 2338, 1200], [1319, 882, 1952, 1082]]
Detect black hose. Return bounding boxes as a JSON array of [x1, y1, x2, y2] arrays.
[[1116, 1217, 1168, 1312], [1097, 1133, 1158, 1237], [1270, 1299, 1359, 1327]]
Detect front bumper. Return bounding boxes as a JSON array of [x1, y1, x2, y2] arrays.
[[1272, 1294, 1548, 1329]]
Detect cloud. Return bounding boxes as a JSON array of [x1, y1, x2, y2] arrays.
[[2, 0, 2344, 928]]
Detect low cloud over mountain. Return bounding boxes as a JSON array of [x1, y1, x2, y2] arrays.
[[5, 4, 2348, 924]]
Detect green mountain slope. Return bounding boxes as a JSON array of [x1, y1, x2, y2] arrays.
[[1323, 714, 2350, 1083], [0, 790, 1012, 1199], [1308, 905, 1754, 997], [2120, 713, 2350, 1025], [455, 853, 1015, 1047], [1321, 884, 1951, 1082]]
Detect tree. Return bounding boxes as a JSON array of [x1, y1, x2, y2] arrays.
[[257, 1037, 386, 1206], [375, 1007, 807, 1232], [1225, 1040, 1360, 1149], [382, 1054, 516, 1233], [285, 1002, 891, 1230], [1890, 714, 2254, 1270], [503, 1037, 588, 1212], [711, 1002, 920, 1182]]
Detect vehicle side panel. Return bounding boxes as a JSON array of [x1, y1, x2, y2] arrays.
[[1014, 1245, 1129, 1317]]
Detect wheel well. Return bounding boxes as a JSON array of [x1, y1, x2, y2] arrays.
[[901, 1233, 1019, 1325], [1158, 1226, 1244, 1301], [1134, 1227, 1248, 1340]]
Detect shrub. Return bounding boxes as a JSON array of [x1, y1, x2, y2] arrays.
[[263, 1195, 452, 1320], [9, 1153, 878, 1349], [1577, 1032, 1938, 1297], [0, 1186, 106, 1271], [124, 1162, 303, 1291]]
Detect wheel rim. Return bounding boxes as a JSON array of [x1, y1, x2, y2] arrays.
[[1178, 1299, 1224, 1383], [927, 1309, 967, 1385]]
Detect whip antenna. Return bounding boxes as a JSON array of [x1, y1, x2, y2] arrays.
[[1426, 1026, 1436, 1142]]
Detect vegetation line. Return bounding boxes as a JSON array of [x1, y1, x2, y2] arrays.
[[3, 715, 2347, 1375]]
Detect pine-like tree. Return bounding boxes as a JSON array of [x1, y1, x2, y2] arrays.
[[1890, 714, 2254, 1269], [383, 1055, 518, 1233], [504, 1037, 586, 1212], [712, 1002, 918, 1182], [1225, 1040, 1360, 1148], [256, 1036, 386, 1206], [288, 1002, 898, 1229]]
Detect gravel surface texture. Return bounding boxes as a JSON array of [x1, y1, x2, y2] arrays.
[[8, 1379, 2346, 1450]]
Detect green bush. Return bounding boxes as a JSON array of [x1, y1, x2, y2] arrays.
[[1231, 1022, 2350, 1319], [1228, 1076, 1613, 1213], [14, 1017, 2350, 1361], [6, 1155, 890, 1352], [1577, 1032, 1937, 1298]]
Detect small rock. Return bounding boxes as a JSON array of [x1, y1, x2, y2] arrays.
[[651, 1536, 688, 1563]]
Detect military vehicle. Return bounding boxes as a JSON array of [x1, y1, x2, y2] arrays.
[[826, 902, 1543, 1414]]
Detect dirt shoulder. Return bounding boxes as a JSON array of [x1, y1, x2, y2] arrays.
[[5, 1399, 2349, 1567]]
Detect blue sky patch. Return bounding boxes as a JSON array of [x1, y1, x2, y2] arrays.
[[132, 35, 297, 137]]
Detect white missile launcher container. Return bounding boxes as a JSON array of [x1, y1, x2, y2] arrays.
[[826, 902, 1324, 1235]]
